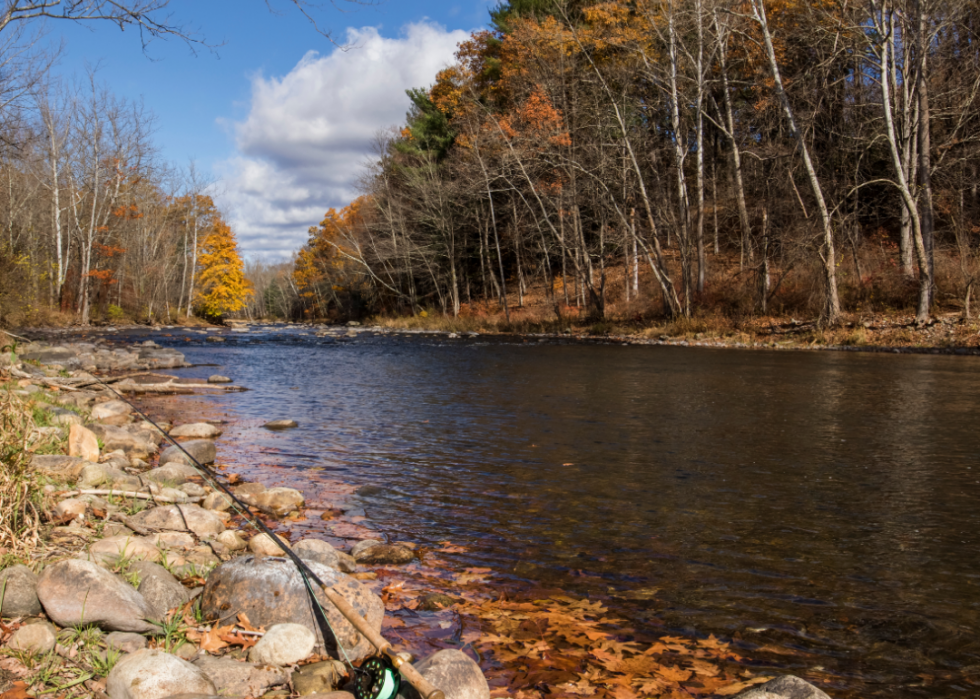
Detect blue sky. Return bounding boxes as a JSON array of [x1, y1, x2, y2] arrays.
[[47, 1, 496, 258]]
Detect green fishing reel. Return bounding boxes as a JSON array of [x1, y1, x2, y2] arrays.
[[354, 655, 401, 699]]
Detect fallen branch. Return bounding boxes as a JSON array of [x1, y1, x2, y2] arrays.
[[61, 489, 203, 504], [114, 379, 245, 394], [72, 372, 179, 389]]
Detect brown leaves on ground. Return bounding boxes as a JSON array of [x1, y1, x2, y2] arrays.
[[185, 613, 265, 654], [0, 681, 33, 699], [463, 595, 772, 699]]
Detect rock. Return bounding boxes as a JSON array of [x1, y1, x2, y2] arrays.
[[206, 376, 232, 384], [91, 400, 134, 421], [170, 423, 223, 439], [36, 559, 159, 633], [193, 656, 287, 697], [205, 336, 225, 343], [293, 540, 342, 569], [180, 482, 206, 498], [233, 483, 266, 498], [262, 420, 298, 430], [31, 454, 88, 481], [216, 531, 247, 551], [174, 644, 197, 661], [144, 462, 201, 486], [416, 593, 461, 611], [106, 632, 148, 654], [22, 347, 77, 365], [0, 565, 42, 616], [395, 650, 489, 699], [731, 676, 832, 699], [200, 557, 384, 662], [202, 492, 233, 512], [54, 498, 89, 520], [291, 660, 344, 695], [146, 533, 196, 552], [7, 621, 57, 653], [139, 567, 190, 616], [129, 505, 225, 538], [107, 649, 216, 699], [249, 533, 288, 557], [68, 423, 101, 462], [88, 425, 158, 460], [160, 440, 216, 467], [248, 623, 316, 666], [50, 407, 84, 426], [350, 540, 382, 559], [90, 535, 162, 563], [242, 487, 305, 517], [353, 544, 415, 566]]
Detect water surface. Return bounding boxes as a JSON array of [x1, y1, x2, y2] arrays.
[[127, 328, 980, 697]]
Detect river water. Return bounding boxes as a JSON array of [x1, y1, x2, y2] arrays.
[[114, 326, 980, 697]]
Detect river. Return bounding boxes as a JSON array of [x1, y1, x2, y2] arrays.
[[112, 325, 980, 697]]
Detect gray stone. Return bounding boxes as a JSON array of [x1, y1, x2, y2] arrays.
[[249, 533, 288, 557], [160, 440, 216, 467], [7, 621, 57, 653], [143, 462, 201, 486], [91, 400, 134, 421], [262, 420, 298, 430], [105, 632, 148, 654], [51, 408, 84, 426], [89, 535, 162, 564], [170, 423, 223, 439], [354, 544, 414, 566], [232, 482, 265, 498], [36, 559, 159, 633], [216, 531, 247, 551], [180, 482, 206, 498], [395, 650, 489, 699], [202, 492, 233, 512], [193, 656, 287, 697], [139, 567, 190, 616], [31, 454, 88, 481], [293, 540, 341, 570], [732, 676, 832, 699], [88, 424, 158, 460], [0, 564, 42, 617], [107, 649, 216, 699], [200, 556, 384, 662], [22, 347, 77, 365], [129, 505, 226, 538], [248, 623, 316, 666], [350, 540, 382, 559]]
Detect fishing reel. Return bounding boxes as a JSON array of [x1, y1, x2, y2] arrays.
[[354, 655, 402, 699]]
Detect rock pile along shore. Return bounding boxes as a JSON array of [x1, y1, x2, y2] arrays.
[[0, 336, 833, 699]]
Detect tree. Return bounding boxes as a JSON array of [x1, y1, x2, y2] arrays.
[[193, 217, 253, 319]]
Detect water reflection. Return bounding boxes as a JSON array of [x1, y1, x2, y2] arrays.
[[138, 330, 980, 697]]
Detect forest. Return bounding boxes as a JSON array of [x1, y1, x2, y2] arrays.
[[286, 0, 980, 330], [3, 0, 980, 331]]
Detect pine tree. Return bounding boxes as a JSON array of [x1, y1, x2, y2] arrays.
[[193, 218, 253, 319]]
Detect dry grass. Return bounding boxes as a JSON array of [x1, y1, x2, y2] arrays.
[[0, 388, 48, 559]]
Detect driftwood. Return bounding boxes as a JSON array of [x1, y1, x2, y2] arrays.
[[72, 372, 178, 389], [62, 488, 203, 504], [114, 379, 245, 394]]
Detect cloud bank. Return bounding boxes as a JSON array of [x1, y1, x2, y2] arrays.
[[216, 21, 470, 259]]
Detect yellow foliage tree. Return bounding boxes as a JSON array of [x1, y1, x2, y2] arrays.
[[194, 218, 253, 318]]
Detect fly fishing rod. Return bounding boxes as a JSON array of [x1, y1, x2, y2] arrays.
[[87, 371, 445, 699]]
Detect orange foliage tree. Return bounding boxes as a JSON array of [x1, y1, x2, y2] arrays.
[[193, 217, 253, 318]]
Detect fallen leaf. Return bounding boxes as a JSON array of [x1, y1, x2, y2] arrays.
[[0, 681, 33, 699]]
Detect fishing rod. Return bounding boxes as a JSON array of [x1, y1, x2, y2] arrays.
[[86, 371, 444, 699]]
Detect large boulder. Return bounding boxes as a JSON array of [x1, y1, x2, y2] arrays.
[[36, 559, 159, 633], [68, 424, 100, 462], [732, 676, 832, 699], [138, 564, 190, 616], [160, 440, 216, 467], [129, 505, 226, 538], [31, 455, 88, 481], [200, 556, 384, 662], [396, 650, 489, 699], [21, 347, 76, 366], [192, 656, 287, 697], [293, 539, 348, 572], [0, 564, 42, 616], [170, 423, 222, 439], [247, 623, 316, 666], [88, 425, 158, 460], [107, 649, 216, 699]]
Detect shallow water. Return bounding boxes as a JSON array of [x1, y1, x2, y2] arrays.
[[112, 327, 980, 696]]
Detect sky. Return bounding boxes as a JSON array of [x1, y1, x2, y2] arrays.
[[47, 0, 497, 259]]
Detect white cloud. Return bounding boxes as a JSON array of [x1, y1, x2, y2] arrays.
[[215, 21, 470, 259]]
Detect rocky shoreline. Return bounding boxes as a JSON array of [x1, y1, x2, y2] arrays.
[[0, 336, 837, 699]]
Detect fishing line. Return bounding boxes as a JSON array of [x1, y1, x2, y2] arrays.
[[82, 371, 382, 686]]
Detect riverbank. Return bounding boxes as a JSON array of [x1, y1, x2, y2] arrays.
[[0, 337, 842, 699]]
